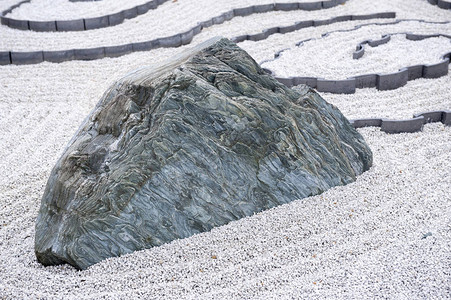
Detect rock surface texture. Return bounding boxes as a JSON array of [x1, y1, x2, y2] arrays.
[[35, 37, 373, 270]]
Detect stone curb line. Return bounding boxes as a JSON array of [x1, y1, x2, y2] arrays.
[[0, 0, 170, 32], [0, 11, 395, 66], [230, 12, 395, 43], [262, 19, 451, 94], [353, 32, 451, 60], [0, 0, 348, 32], [350, 110, 451, 134], [426, 0, 451, 10]]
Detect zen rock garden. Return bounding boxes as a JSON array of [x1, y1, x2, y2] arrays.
[[35, 37, 372, 270]]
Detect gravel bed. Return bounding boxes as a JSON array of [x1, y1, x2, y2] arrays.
[[262, 21, 451, 79], [1, 0, 451, 51], [0, 0, 450, 298]]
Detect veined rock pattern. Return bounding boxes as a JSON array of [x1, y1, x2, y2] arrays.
[[35, 37, 372, 270]]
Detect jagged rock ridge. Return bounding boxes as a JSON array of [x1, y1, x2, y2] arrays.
[[35, 37, 372, 270]]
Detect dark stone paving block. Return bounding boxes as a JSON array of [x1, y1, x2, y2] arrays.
[[147, 0, 158, 9], [104, 44, 133, 58], [7, 18, 29, 30], [249, 32, 267, 41], [353, 74, 377, 88], [351, 119, 383, 128], [438, 0, 451, 9], [279, 24, 297, 34], [84, 16, 109, 30], [43, 50, 75, 63], [233, 7, 254, 16], [11, 51, 43, 64], [381, 117, 424, 134], [123, 7, 138, 19], [353, 47, 364, 59], [423, 60, 449, 78], [298, 2, 322, 10], [275, 77, 294, 87], [322, 0, 338, 8], [292, 77, 318, 88], [368, 35, 390, 47], [263, 27, 279, 35], [132, 40, 158, 52], [192, 24, 202, 35], [74, 47, 105, 60], [413, 111, 445, 124], [253, 4, 274, 13], [428, 0, 438, 4], [0, 52, 11, 65], [181, 30, 194, 44], [212, 15, 225, 24], [406, 65, 424, 80], [223, 11, 234, 21], [29, 21, 56, 32], [377, 69, 408, 91], [313, 19, 332, 26], [137, 3, 150, 15], [295, 20, 313, 30], [158, 34, 182, 47], [442, 111, 451, 125], [108, 12, 125, 26], [1, 17, 10, 26], [317, 79, 356, 94], [56, 19, 84, 31], [333, 15, 352, 22], [200, 19, 213, 28], [275, 3, 298, 11]]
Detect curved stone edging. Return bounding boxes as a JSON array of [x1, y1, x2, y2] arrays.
[[0, 0, 170, 31], [262, 19, 451, 94], [353, 32, 451, 59], [350, 110, 451, 133], [0, 11, 395, 66], [427, 0, 451, 10], [0, 0, 348, 32]]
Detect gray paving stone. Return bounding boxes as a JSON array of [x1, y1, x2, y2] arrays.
[[0, 52, 11, 65], [11, 51, 43, 64], [29, 21, 56, 32], [317, 79, 356, 94], [84, 16, 108, 30], [377, 69, 408, 90], [108, 12, 124, 26], [353, 74, 377, 88], [350, 119, 383, 128], [43, 50, 75, 63], [104, 44, 133, 58], [423, 59, 449, 78], [381, 116, 424, 134], [74, 47, 105, 60], [56, 20, 85, 31]]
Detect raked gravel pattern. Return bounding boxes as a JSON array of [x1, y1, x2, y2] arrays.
[[0, 0, 450, 298]]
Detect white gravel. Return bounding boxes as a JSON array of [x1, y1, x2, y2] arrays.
[[6, 0, 321, 21], [1, 0, 451, 51], [0, 0, 450, 299], [262, 21, 451, 79]]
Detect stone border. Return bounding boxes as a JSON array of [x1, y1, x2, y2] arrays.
[[426, 0, 451, 10], [0, 11, 395, 66], [350, 110, 451, 134], [0, 0, 348, 32], [230, 12, 395, 43], [0, 0, 170, 31], [353, 32, 451, 60], [262, 19, 451, 94]]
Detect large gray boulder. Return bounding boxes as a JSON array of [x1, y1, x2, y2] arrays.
[[35, 37, 372, 270]]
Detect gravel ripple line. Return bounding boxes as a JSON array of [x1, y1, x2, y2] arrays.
[[0, 0, 347, 32], [262, 19, 451, 94]]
